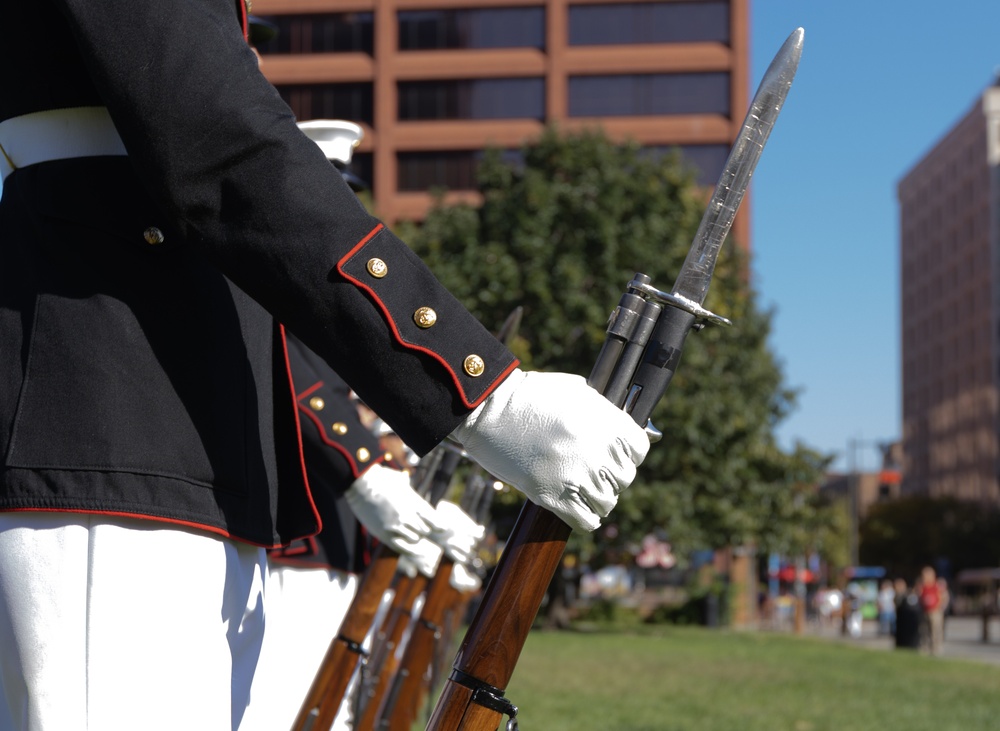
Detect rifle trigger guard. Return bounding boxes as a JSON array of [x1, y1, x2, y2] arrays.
[[449, 669, 519, 729]]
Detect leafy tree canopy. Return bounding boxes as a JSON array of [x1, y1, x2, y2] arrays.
[[400, 126, 830, 557]]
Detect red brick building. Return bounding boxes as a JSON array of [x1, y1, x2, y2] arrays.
[[898, 80, 1000, 502], [252, 0, 751, 245]]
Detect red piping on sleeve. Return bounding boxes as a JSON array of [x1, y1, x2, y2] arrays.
[[296, 381, 324, 402], [337, 224, 519, 409], [295, 382, 389, 478]]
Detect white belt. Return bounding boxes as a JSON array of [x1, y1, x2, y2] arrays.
[[0, 106, 127, 181]]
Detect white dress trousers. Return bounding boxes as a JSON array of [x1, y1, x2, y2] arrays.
[[0, 512, 268, 731]]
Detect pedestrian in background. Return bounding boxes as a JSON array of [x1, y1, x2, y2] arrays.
[[877, 578, 896, 637], [918, 566, 945, 655]]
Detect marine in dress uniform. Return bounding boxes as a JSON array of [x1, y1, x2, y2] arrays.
[[0, 1, 648, 729], [247, 116, 486, 731]]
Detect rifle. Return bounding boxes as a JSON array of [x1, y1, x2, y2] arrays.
[[291, 446, 454, 731], [427, 472, 499, 712], [368, 468, 496, 731], [424, 28, 803, 731], [358, 309, 523, 730]]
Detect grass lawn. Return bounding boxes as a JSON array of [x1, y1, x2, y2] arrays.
[[492, 625, 1000, 731]]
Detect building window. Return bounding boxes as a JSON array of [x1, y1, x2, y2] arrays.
[[677, 144, 730, 187], [397, 150, 523, 191], [256, 13, 374, 55], [398, 8, 545, 50], [568, 2, 729, 46], [276, 84, 374, 126], [398, 151, 478, 191], [399, 79, 545, 121], [568, 73, 729, 117], [642, 144, 730, 187]]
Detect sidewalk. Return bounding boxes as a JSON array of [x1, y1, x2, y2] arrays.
[[803, 614, 1000, 666]]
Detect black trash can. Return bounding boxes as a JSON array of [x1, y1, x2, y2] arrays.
[[895, 593, 921, 649]]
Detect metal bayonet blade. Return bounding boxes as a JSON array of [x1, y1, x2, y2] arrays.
[[672, 26, 804, 305], [495, 306, 523, 347]]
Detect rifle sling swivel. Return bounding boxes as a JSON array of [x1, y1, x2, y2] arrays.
[[449, 668, 519, 729]]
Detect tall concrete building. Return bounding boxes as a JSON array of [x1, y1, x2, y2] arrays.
[[251, 0, 750, 244], [898, 80, 1000, 503]]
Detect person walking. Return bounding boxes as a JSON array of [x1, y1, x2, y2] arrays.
[[918, 566, 945, 655], [877, 579, 897, 637]]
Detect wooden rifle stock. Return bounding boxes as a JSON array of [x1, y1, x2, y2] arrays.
[[374, 557, 457, 731], [354, 447, 463, 729], [425, 504, 570, 731], [355, 570, 428, 730], [375, 469, 495, 730], [291, 545, 401, 731], [425, 277, 671, 731], [291, 447, 458, 730], [421, 473, 500, 723], [360, 308, 522, 730]]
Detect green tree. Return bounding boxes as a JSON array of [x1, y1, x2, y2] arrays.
[[402, 126, 826, 555]]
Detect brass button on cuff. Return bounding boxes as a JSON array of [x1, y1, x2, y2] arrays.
[[309, 397, 325, 411], [144, 227, 164, 245], [331, 422, 348, 435], [463, 355, 485, 377], [357, 447, 371, 462], [413, 306, 437, 329], [366, 258, 388, 278]]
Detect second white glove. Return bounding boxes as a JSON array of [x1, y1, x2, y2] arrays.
[[345, 463, 439, 557], [425, 500, 486, 566], [397, 538, 443, 578], [449, 562, 483, 593], [449, 368, 650, 533]]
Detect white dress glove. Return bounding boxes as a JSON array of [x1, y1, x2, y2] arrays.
[[345, 463, 439, 556], [397, 539, 443, 578], [449, 368, 650, 533], [426, 501, 486, 565], [449, 562, 483, 593]]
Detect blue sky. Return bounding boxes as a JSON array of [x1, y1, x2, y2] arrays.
[[748, 2, 1000, 471]]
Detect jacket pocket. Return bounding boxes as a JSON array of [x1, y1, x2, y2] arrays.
[[5, 158, 265, 495]]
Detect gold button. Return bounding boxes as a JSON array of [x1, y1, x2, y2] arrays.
[[357, 447, 371, 462], [384, 452, 394, 462], [413, 307, 437, 329], [309, 397, 325, 411], [463, 355, 485, 377], [143, 227, 164, 245], [331, 422, 348, 435], [366, 258, 388, 278]]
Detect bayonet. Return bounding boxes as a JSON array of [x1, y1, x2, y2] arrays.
[[617, 26, 803, 422], [426, 27, 804, 731]]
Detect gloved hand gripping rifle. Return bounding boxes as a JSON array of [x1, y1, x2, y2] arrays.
[[371, 314, 522, 731], [424, 28, 804, 731]]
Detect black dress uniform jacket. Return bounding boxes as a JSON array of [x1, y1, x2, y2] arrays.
[[0, 0, 518, 547], [271, 333, 387, 571]]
